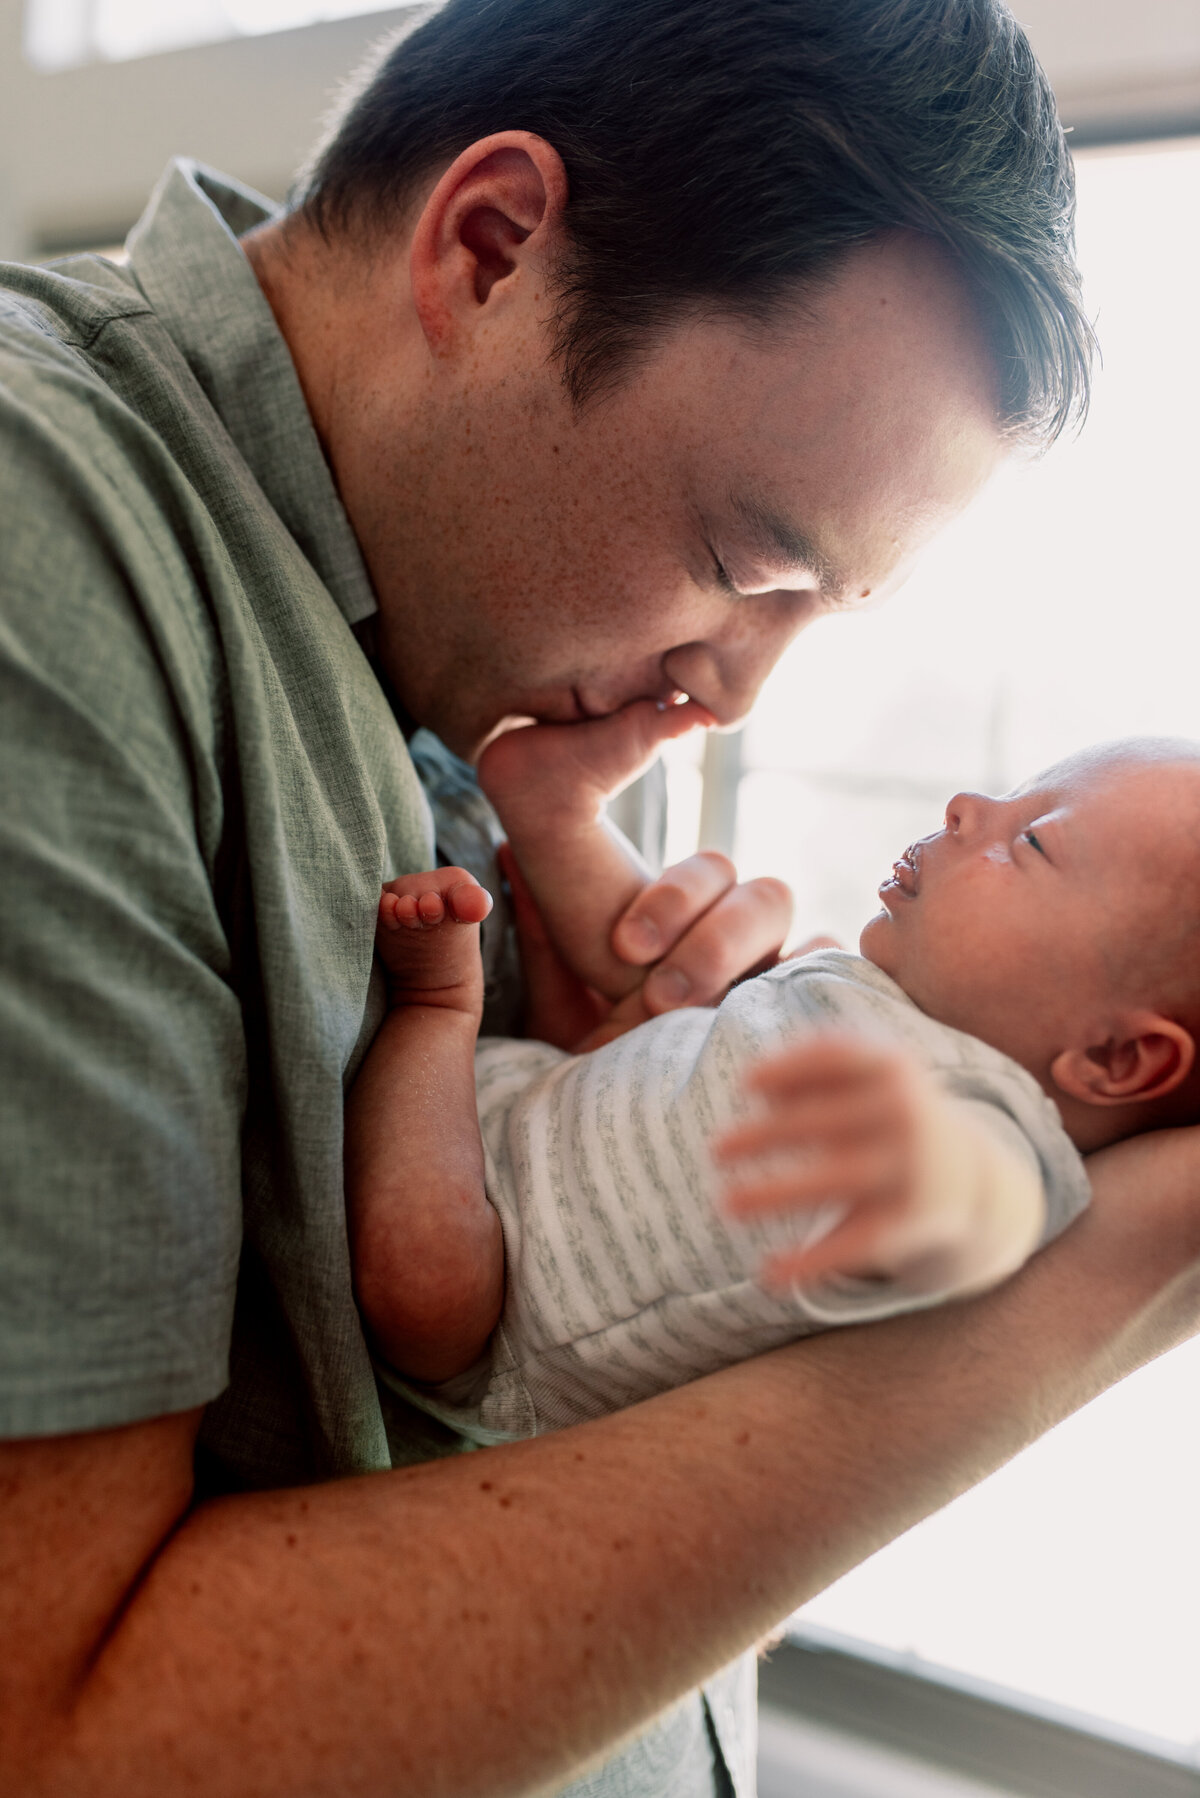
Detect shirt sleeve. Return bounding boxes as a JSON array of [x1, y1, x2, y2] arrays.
[[0, 361, 246, 1437]]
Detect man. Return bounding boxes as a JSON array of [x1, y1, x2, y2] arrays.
[[2, 2, 1198, 1794]]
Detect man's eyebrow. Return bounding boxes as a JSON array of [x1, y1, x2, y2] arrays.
[[728, 492, 849, 600]]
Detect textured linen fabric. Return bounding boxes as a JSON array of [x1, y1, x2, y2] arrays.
[[0, 159, 745, 1797], [0, 157, 436, 1475], [401, 951, 1091, 1441]]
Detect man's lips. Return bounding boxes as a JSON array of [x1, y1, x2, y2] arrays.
[[570, 683, 694, 722], [880, 843, 920, 899]]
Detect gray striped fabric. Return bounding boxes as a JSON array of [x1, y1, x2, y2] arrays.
[[431, 951, 1092, 1439]]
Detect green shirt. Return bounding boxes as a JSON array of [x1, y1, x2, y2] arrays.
[[0, 160, 751, 1795], [0, 158, 439, 1481]]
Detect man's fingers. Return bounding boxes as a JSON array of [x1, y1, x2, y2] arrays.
[[642, 875, 792, 1012], [617, 872, 792, 1012], [611, 850, 739, 966]]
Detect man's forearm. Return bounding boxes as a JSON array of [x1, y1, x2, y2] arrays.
[[44, 1128, 1200, 1798]]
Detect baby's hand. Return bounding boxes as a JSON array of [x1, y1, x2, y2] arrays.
[[376, 868, 493, 1014], [478, 697, 713, 829], [714, 1036, 1041, 1296]]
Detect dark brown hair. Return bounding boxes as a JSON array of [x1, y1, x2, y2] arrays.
[[297, 0, 1094, 439]]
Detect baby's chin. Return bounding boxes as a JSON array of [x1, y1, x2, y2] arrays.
[[857, 909, 896, 975]]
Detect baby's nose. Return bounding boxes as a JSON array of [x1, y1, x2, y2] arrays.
[[945, 791, 989, 835]]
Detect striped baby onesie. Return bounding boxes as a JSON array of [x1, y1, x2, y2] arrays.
[[392, 950, 1090, 1440]]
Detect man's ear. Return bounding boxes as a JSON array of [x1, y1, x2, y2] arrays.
[[408, 131, 569, 354], [1051, 1012, 1196, 1108]]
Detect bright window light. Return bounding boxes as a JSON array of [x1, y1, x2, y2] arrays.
[[702, 140, 1200, 1758], [23, 0, 407, 70]]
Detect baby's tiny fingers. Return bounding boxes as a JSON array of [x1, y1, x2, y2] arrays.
[[746, 1035, 904, 1098], [721, 1148, 903, 1219], [715, 1092, 910, 1165], [757, 1210, 892, 1291]]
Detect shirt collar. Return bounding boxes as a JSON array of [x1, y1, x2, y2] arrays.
[[126, 158, 378, 629]]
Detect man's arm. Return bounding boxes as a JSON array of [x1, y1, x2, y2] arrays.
[[8, 1126, 1200, 1798]]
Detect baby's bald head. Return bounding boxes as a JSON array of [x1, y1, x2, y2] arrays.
[[862, 736, 1200, 1149], [1078, 739, 1200, 1024]]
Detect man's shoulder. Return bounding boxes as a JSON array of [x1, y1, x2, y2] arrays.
[[0, 255, 153, 357], [0, 263, 238, 791], [0, 258, 192, 528]]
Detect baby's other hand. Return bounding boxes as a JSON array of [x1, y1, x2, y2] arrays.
[[714, 1036, 983, 1293], [376, 868, 492, 1013]]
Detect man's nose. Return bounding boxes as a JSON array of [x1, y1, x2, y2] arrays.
[[661, 592, 821, 728]]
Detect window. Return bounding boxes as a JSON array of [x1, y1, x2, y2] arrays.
[[665, 138, 1200, 1761], [24, 0, 408, 70]]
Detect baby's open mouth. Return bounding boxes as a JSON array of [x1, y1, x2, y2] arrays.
[[882, 844, 920, 898]]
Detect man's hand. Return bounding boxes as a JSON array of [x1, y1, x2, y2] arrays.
[[501, 842, 793, 1050], [610, 850, 793, 1017], [714, 1036, 1044, 1297]]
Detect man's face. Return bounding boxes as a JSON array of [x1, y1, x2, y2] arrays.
[[860, 748, 1200, 1079], [344, 232, 1003, 760]]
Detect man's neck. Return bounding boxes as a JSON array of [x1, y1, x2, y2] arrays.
[[241, 214, 360, 462]]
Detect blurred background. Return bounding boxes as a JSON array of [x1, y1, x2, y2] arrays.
[[3, 3, 1199, 1791]]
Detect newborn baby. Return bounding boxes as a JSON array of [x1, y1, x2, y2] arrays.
[[345, 713, 1200, 1439]]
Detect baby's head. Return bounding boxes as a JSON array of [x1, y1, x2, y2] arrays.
[[861, 738, 1200, 1151]]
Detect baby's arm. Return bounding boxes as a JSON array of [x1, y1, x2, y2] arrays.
[[345, 869, 504, 1383], [477, 699, 718, 1002], [716, 1037, 1047, 1301]]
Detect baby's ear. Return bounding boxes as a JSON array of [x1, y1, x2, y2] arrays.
[[1051, 1012, 1195, 1108]]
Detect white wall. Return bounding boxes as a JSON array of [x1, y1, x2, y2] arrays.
[[0, 2, 420, 256], [0, 0, 1197, 260], [1014, 0, 1200, 138]]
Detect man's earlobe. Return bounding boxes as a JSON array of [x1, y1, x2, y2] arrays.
[[408, 131, 569, 351], [1051, 1014, 1196, 1108]]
